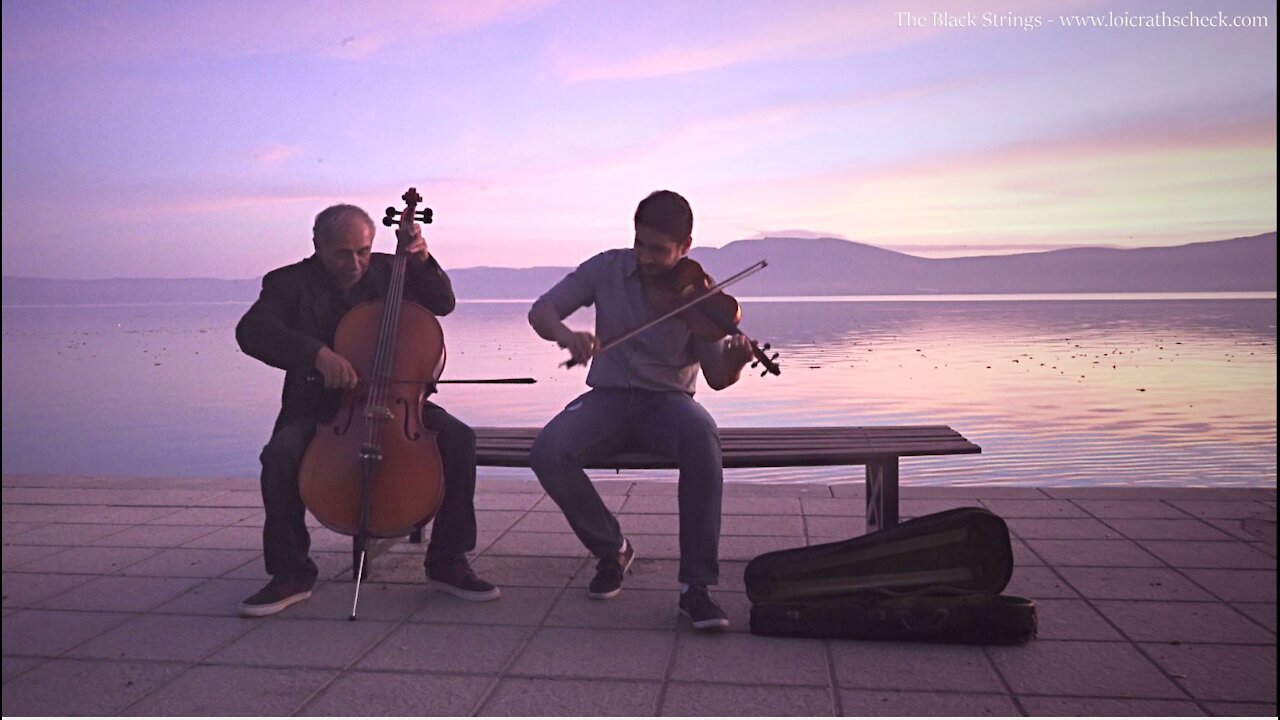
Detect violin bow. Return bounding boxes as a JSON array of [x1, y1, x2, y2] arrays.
[[563, 259, 768, 368]]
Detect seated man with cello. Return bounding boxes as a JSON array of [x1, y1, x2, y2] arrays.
[[235, 202, 499, 617], [527, 190, 755, 630]]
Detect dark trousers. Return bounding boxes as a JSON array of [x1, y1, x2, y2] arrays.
[[529, 388, 723, 586], [258, 401, 478, 584]]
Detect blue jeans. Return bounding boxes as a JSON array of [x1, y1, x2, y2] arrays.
[[530, 388, 723, 586]]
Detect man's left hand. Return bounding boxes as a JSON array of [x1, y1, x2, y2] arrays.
[[398, 224, 431, 266], [726, 333, 755, 366]]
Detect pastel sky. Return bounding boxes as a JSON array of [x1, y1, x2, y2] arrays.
[[2, 0, 1275, 279]]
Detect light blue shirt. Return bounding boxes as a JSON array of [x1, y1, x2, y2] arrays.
[[538, 249, 714, 394]]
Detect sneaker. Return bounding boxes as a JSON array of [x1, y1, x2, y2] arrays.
[[238, 578, 314, 618], [588, 538, 635, 599], [426, 558, 501, 602], [679, 585, 729, 630]]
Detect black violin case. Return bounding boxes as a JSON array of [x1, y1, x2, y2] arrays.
[[744, 507, 1036, 645]]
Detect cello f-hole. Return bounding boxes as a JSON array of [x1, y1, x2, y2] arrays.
[[397, 397, 420, 441]]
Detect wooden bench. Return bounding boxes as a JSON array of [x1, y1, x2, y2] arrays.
[[475, 425, 980, 531], [365, 425, 980, 575]]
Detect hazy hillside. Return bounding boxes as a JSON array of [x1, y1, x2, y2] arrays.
[[3, 233, 1274, 305]]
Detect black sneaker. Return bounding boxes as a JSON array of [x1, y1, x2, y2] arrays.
[[679, 585, 729, 630], [587, 538, 635, 599], [426, 558, 501, 602], [238, 578, 314, 618]]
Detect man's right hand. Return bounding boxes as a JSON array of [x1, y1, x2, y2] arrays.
[[556, 329, 599, 365], [315, 346, 359, 389]]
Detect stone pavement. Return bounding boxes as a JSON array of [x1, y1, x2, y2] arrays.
[[2, 474, 1275, 716]]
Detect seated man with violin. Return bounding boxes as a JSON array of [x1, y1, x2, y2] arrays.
[[235, 203, 499, 617], [527, 190, 755, 631]]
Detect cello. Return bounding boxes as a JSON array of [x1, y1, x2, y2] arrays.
[[298, 187, 446, 619]]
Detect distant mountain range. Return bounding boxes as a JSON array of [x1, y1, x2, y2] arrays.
[[3, 233, 1274, 305]]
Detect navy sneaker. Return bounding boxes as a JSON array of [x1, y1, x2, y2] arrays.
[[679, 585, 729, 630], [238, 578, 314, 618], [426, 558, 501, 602], [588, 538, 635, 599]]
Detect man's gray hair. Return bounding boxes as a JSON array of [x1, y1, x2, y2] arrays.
[[312, 204, 376, 244]]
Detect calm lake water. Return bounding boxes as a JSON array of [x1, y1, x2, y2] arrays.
[[2, 295, 1275, 487]]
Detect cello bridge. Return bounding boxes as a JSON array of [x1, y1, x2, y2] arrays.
[[364, 406, 393, 421]]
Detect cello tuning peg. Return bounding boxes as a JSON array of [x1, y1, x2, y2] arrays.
[[750, 360, 759, 368], [415, 209, 433, 223], [760, 368, 769, 377], [770, 353, 779, 362], [762, 343, 771, 351], [381, 207, 400, 227]]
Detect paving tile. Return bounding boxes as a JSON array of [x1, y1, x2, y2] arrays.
[[801, 497, 864, 516], [986, 640, 1183, 698], [88, 524, 221, 548], [534, 492, 626, 512], [38, 574, 204, 612], [1073, 499, 1190, 518], [512, 510, 575, 533], [0, 521, 42, 540], [179, 525, 263, 549], [117, 548, 259, 578], [613, 512, 681, 535], [1006, 517, 1120, 540], [1011, 539, 1047, 567], [1102, 517, 1236, 541], [545, 588, 679, 631], [1166, 500, 1273, 520], [1004, 566, 1079, 599], [1137, 540, 1276, 569], [1023, 539, 1162, 567], [1017, 696, 1203, 716], [357, 622, 530, 673], [208, 617, 393, 669], [26, 546, 162, 575], [1, 609, 134, 656], [303, 670, 492, 716], [281, 580, 427, 622], [150, 506, 261, 526], [481, 677, 660, 716], [802, 515, 865, 539], [720, 534, 804, 561], [1232, 602, 1277, 633], [618, 495, 682, 514], [1142, 643, 1276, 702], [673, 631, 828, 686], [624, 532, 684, 559], [509, 627, 673, 680], [981, 499, 1089, 518], [2, 656, 46, 681], [663, 681, 833, 716], [471, 554, 585, 588], [1094, 600, 1271, 643], [486, 531, 590, 558], [831, 641, 1004, 692], [66, 613, 251, 661], [1, 572, 95, 607], [410, 585, 560, 626], [125, 665, 337, 716], [1202, 701, 1279, 716], [152, 577, 279, 616], [5, 522, 136, 547], [722, 513, 806, 537], [838, 689, 1019, 717], [1181, 569, 1277, 603], [190, 489, 260, 507], [1056, 567, 1215, 601], [0, 658, 186, 716], [474, 493, 542, 511], [1032, 598, 1123, 640], [721, 497, 803, 515]]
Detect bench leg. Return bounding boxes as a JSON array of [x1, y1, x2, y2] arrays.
[[865, 458, 900, 533]]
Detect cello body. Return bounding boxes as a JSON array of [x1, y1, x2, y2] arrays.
[[298, 299, 447, 538]]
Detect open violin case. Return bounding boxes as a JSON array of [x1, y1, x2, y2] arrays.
[[744, 507, 1037, 645]]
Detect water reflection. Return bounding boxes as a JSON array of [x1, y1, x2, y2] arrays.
[[2, 298, 1274, 486]]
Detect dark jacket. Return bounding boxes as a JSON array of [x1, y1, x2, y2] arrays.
[[236, 252, 456, 430]]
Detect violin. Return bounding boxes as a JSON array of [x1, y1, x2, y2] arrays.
[[645, 258, 781, 376], [297, 188, 446, 619], [564, 258, 781, 376]]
